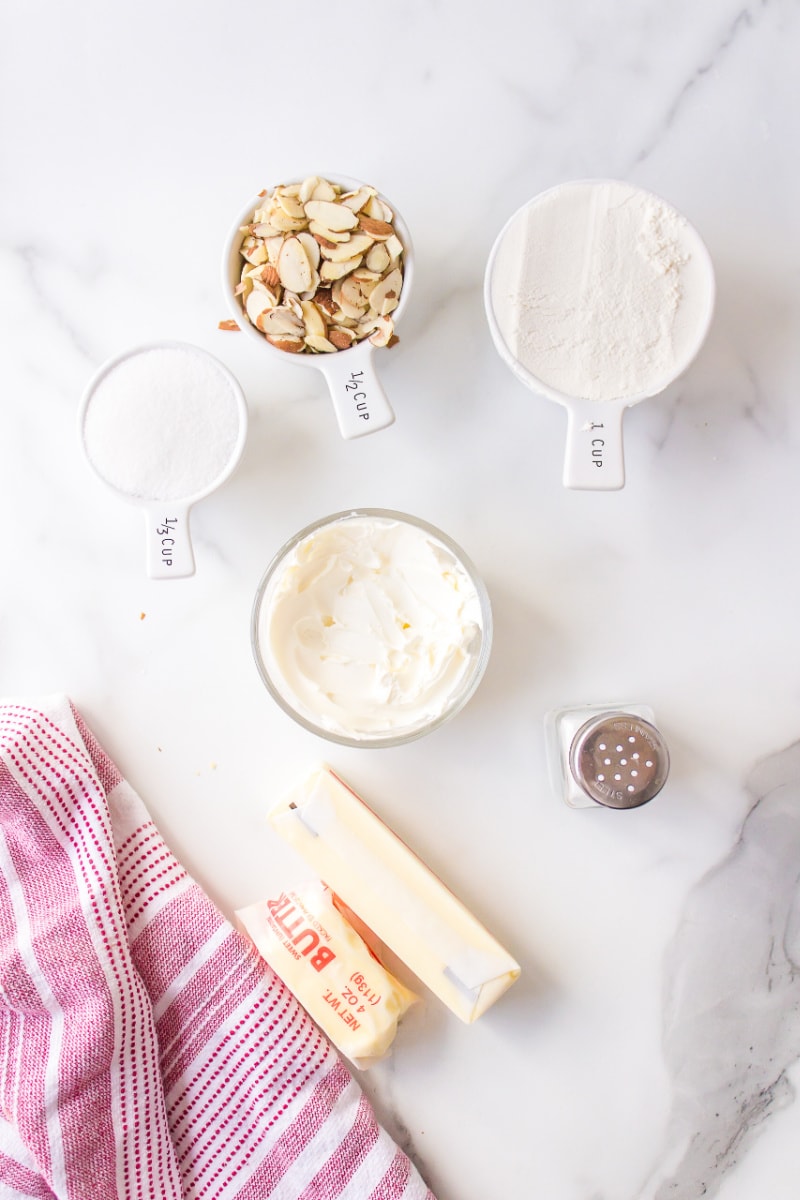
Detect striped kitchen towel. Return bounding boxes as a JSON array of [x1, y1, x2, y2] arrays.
[[0, 696, 436, 1200]]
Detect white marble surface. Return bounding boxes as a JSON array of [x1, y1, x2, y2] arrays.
[[2, 1, 800, 1196]]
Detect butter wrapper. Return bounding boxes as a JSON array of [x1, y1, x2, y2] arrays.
[[269, 766, 521, 1023], [237, 882, 418, 1069]]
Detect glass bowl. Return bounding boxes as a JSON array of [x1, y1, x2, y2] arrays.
[[251, 509, 493, 747]]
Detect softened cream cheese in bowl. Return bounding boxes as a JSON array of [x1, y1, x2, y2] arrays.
[[251, 510, 492, 746]]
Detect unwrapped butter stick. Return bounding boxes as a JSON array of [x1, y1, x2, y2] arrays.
[[269, 767, 520, 1022], [237, 882, 418, 1069]]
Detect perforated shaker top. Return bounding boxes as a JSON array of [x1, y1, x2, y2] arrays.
[[568, 712, 669, 809]]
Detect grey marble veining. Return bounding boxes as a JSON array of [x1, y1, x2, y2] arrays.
[[650, 742, 800, 1199]]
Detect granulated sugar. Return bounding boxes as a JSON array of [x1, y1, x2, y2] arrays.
[[82, 344, 243, 501], [490, 180, 706, 402]]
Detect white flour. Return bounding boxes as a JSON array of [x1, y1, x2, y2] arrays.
[[82, 345, 243, 501], [490, 180, 705, 402]]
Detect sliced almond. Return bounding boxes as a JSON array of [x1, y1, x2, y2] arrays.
[[313, 231, 340, 250], [368, 315, 395, 347], [266, 334, 304, 353], [303, 199, 358, 232], [254, 285, 282, 308], [337, 296, 367, 321], [296, 231, 321, 270], [310, 178, 337, 202], [277, 237, 313, 293], [340, 275, 373, 312], [356, 313, 382, 337], [218, 318, 240, 331], [358, 215, 394, 240], [256, 286, 284, 309], [351, 268, 381, 285], [252, 220, 283, 238], [320, 256, 363, 280], [241, 236, 268, 266], [245, 274, 271, 297], [299, 176, 321, 203], [276, 192, 306, 221], [304, 334, 338, 353], [244, 261, 279, 287], [256, 307, 305, 337], [328, 326, 356, 349], [282, 292, 304, 319], [299, 268, 321, 300], [308, 220, 351, 244], [364, 194, 394, 222], [319, 233, 374, 262], [300, 299, 327, 340], [365, 243, 390, 273], [264, 235, 285, 264], [269, 209, 308, 233], [368, 267, 403, 316], [260, 263, 281, 289], [340, 186, 374, 213], [245, 288, 277, 325], [315, 289, 337, 316], [384, 233, 404, 263]]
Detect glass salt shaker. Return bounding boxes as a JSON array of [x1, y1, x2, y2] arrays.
[[545, 702, 670, 810]]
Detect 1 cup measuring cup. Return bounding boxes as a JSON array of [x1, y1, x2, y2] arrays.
[[79, 341, 248, 578], [484, 179, 716, 490], [222, 174, 413, 440]]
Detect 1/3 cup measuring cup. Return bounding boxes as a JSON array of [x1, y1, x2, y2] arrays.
[[484, 179, 716, 490], [79, 341, 248, 578], [222, 174, 413, 440]]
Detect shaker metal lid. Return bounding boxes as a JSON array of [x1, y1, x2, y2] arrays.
[[568, 712, 669, 809]]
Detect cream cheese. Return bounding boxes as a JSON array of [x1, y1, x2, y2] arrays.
[[256, 513, 486, 740]]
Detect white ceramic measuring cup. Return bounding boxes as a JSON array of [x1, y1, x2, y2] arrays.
[[484, 180, 716, 490], [222, 174, 413, 440], [79, 341, 248, 579]]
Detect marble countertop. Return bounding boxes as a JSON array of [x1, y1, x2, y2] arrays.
[[3, 1, 800, 1197]]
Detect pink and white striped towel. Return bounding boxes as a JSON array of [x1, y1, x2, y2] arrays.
[[0, 697, 436, 1200]]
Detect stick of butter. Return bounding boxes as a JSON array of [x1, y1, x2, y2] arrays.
[[269, 767, 520, 1023], [236, 882, 418, 1069]]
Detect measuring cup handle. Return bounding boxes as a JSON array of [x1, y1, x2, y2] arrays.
[[144, 504, 195, 579], [318, 340, 395, 439], [563, 399, 626, 491]]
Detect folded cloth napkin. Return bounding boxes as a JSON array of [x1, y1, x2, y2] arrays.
[[0, 697, 436, 1200]]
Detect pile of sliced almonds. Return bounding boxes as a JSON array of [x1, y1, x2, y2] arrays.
[[236, 176, 404, 354]]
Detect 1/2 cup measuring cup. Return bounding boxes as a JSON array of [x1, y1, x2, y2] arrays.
[[79, 341, 248, 578], [484, 180, 716, 490], [222, 174, 413, 440]]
